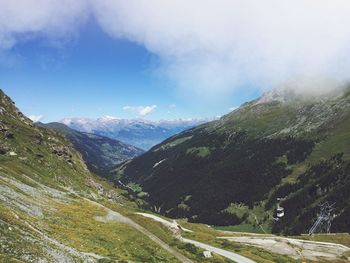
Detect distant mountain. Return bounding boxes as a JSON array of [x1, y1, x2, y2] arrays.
[[113, 87, 350, 234], [61, 117, 216, 150], [38, 122, 144, 177]]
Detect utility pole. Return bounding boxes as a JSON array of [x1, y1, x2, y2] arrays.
[[309, 202, 335, 235]]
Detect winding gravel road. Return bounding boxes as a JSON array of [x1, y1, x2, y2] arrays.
[[89, 199, 194, 263], [220, 235, 350, 261], [181, 237, 256, 263], [136, 212, 257, 263]]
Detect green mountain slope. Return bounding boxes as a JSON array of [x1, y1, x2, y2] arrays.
[[0, 90, 197, 262], [114, 88, 350, 234], [1, 89, 348, 262], [38, 122, 144, 177]]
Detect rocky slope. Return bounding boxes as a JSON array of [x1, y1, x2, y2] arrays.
[[114, 87, 350, 234], [37, 122, 144, 177], [62, 117, 215, 150]]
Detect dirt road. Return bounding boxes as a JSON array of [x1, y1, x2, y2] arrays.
[[182, 237, 256, 263], [219, 236, 350, 261], [136, 212, 257, 263], [89, 199, 194, 263]]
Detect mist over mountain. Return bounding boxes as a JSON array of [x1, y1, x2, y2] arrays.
[[61, 117, 216, 150]]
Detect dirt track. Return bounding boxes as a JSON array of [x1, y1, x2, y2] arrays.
[[90, 200, 194, 263], [136, 212, 257, 263], [219, 235, 350, 261]]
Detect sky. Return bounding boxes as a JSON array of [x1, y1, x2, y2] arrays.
[[1, 1, 350, 122], [0, 17, 256, 122]]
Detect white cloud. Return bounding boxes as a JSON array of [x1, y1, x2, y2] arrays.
[[0, 0, 89, 49], [29, 115, 44, 122], [168, 104, 176, 109], [123, 105, 157, 117], [100, 115, 119, 121], [2, 1, 350, 97], [91, 0, 350, 96]]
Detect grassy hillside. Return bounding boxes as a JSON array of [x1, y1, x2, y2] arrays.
[[38, 122, 144, 177], [1, 89, 348, 262], [0, 89, 218, 262], [114, 88, 350, 234]]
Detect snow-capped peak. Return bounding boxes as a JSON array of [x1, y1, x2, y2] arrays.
[[99, 115, 120, 122], [59, 116, 217, 150]]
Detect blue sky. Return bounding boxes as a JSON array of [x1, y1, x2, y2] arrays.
[[0, 18, 259, 123], [2, 1, 347, 123]]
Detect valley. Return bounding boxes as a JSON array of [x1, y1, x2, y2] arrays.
[[1, 89, 349, 263], [2, 2, 350, 262]]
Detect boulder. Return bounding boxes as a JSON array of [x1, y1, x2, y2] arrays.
[[52, 146, 67, 156], [0, 122, 9, 132], [203, 251, 212, 258], [52, 145, 74, 164], [5, 131, 14, 139], [0, 145, 9, 155], [34, 133, 44, 145]]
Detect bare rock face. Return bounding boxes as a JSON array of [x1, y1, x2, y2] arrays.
[[52, 146, 73, 164], [86, 177, 122, 202], [86, 177, 105, 195], [0, 121, 13, 139], [52, 145, 68, 156], [0, 145, 9, 155], [34, 133, 44, 145], [5, 131, 14, 139], [0, 121, 9, 132]]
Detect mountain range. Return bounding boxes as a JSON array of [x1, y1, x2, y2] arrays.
[[1, 88, 350, 262], [61, 117, 216, 150], [113, 87, 350, 235]]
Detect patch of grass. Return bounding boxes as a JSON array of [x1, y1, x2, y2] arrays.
[[0, 206, 48, 262], [281, 163, 307, 184], [129, 213, 230, 262], [308, 113, 350, 162], [155, 136, 193, 151], [186, 147, 211, 158], [126, 182, 143, 193], [44, 198, 178, 262], [221, 203, 272, 234], [0, 254, 25, 263], [214, 224, 267, 234], [175, 242, 230, 262]]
